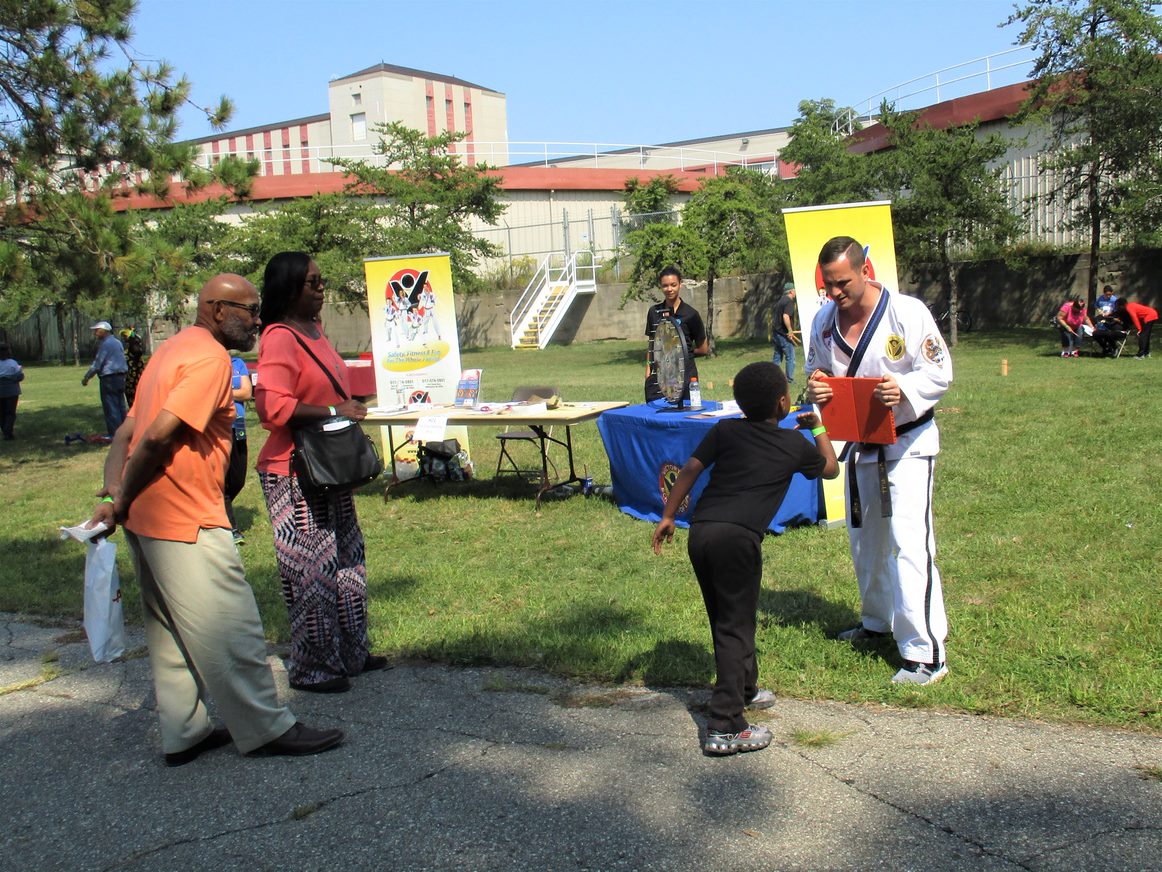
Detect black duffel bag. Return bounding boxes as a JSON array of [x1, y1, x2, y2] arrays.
[[292, 416, 383, 495]]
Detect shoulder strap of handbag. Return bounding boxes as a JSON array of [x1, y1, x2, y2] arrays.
[[268, 324, 348, 402]]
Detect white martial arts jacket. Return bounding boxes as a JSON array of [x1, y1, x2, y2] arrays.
[[805, 285, 952, 463]]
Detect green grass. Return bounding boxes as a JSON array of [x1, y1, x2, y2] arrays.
[[2, 331, 1160, 732]]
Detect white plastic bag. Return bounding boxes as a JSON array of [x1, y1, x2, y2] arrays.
[[83, 538, 126, 662]]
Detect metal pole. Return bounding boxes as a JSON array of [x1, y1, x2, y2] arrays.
[[563, 209, 571, 261]]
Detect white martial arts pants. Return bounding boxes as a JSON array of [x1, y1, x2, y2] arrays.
[[847, 454, 948, 665]]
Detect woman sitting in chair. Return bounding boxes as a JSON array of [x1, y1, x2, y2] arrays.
[[1055, 296, 1094, 358]]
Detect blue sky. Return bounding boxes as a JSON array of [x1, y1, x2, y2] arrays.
[[131, 0, 1034, 146]]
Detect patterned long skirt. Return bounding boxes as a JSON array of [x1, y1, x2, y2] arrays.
[[259, 471, 370, 686]]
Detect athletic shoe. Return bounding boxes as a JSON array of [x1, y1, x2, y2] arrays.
[[836, 624, 890, 643], [1060, 351, 1070, 357], [703, 724, 772, 756], [746, 689, 776, 710], [891, 661, 949, 686], [1135, 353, 1150, 359], [1070, 349, 1080, 357], [232, 529, 245, 545]]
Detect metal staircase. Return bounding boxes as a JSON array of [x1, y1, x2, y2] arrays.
[[509, 252, 598, 349]]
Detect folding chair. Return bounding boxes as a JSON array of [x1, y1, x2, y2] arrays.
[[495, 385, 560, 484], [1112, 329, 1131, 358]]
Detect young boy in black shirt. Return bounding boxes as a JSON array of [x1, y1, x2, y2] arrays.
[[652, 361, 839, 755]]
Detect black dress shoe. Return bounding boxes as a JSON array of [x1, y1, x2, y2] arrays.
[[248, 722, 344, 757], [289, 676, 352, 694], [361, 654, 390, 673], [164, 726, 233, 767]]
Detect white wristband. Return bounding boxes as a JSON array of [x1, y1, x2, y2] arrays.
[[328, 405, 336, 417]]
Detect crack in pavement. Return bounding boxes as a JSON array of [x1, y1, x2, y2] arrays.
[[778, 741, 1034, 870], [1024, 821, 1162, 864], [98, 755, 472, 871]]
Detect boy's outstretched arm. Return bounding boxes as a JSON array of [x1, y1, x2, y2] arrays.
[[651, 457, 705, 555], [795, 411, 840, 480]]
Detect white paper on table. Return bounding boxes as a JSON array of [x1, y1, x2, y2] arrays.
[[412, 415, 449, 443], [59, 521, 109, 543], [365, 405, 404, 416], [520, 402, 548, 414]]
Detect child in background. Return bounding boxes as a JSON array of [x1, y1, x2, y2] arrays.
[[224, 353, 253, 544], [652, 361, 838, 755]]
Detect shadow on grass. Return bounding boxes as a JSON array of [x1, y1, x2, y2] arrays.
[[758, 587, 856, 634], [0, 403, 111, 462], [401, 601, 647, 679], [614, 638, 715, 687]]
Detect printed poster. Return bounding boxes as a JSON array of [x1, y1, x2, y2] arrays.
[[781, 201, 899, 526], [363, 252, 468, 478]]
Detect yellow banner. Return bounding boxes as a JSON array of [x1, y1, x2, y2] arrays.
[[782, 201, 898, 526], [363, 252, 467, 477]]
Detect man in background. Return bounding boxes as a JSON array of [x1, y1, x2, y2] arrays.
[[771, 281, 800, 383], [82, 321, 128, 438]]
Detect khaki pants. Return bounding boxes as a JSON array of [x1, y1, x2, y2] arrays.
[[126, 528, 297, 754]]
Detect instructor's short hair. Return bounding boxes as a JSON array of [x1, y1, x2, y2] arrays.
[[818, 236, 865, 268], [733, 361, 788, 421], [659, 265, 683, 283]]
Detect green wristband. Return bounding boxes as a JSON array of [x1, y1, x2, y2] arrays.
[[811, 425, 827, 437], [101, 495, 114, 504]]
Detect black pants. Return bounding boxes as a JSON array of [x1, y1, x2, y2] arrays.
[[0, 395, 17, 439], [224, 429, 248, 530], [687, 521, 763, 733], [1138, 320, 1155, 356]]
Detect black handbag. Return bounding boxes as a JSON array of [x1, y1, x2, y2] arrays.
[[275, 326, 383, 495]]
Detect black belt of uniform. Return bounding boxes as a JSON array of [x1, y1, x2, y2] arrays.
[[843, 409, 934, 528]]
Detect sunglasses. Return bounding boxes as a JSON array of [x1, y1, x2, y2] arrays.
[[305, 275, 325, 290], [209, 300, 261, 317]]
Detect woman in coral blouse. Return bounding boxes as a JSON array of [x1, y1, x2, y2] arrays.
[[255, 251, 387, 693]]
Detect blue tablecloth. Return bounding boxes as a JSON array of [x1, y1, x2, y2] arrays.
[[596, 401, 819, 533]]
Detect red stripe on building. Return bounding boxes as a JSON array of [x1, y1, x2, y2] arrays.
[[263, 131, 273, 176], [299, 124, 310, 173], [281, 127, 291, 175], [211, 140, 220, 164], [425, 81, 436, 137], [444, 85, 456, 153], [245, 133, 255, 160], [464, 91, 474, 164]]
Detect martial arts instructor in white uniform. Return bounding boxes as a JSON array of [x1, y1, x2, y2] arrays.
[[805, 236, 952, 685]]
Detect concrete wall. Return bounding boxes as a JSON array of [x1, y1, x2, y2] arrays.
[[317, 250, 1162, 355]]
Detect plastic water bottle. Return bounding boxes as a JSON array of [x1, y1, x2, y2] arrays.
[[689, 377, 702, 408]]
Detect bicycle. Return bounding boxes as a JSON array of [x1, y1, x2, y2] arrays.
[[927, 301, 973, 333]]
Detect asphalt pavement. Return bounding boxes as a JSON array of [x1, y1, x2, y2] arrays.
[[2, 613, 1159, 871]]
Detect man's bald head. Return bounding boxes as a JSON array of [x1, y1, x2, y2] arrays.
[[196, 273, 261, 352]]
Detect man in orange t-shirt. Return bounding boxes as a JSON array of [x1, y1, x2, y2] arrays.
[[88, 275, 343, 765]]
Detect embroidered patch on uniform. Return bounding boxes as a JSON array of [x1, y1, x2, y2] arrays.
[[659, 462, 691, 516], [885, 334, 906, 361], [922, 334, 946, 367]]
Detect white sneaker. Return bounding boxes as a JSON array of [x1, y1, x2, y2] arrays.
[[891, 661, 949, 686], [746, 689, 776, 710], [703, 724, 772, 755], [837, 624, 890, 643]]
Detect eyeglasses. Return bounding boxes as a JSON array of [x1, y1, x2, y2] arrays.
[[209, 300, 261, 317], [305, 275, 325, 290]]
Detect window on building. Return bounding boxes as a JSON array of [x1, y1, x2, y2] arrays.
[[351, 112, 367, 141], [352, 92, 362, 107]]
